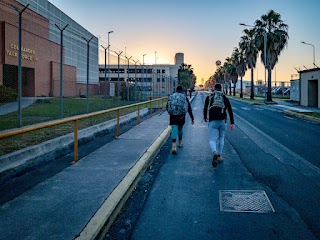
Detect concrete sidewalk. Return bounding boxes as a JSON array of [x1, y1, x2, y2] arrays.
[[0, 107, 172, 239], [0, 98, 36, 116]]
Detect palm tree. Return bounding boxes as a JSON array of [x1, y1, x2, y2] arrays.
[[232, 47, 247, 98], [254, 10, 289, 102], [178, 63, 195, 90], [239, 28, 258, 100], [223, 57, 238, 96]]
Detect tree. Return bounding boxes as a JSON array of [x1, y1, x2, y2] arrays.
[[254, 10, 289, 102], [239, 28, 258, 99], [232, 47, 247, 98], [178, 63, 196, 90], [223, 57, 238, 96]]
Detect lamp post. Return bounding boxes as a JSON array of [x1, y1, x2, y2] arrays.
[[143, 54, 146, 100], [301, 41, 315, 68], [133, 60, 139, 101], [115, 51, 123, 106], [12, 3, 29, 128], [82, 35, 94, 113], [101, 44, 108, 109], [108, 31, 113, 97], [55, 23, 68, 118], [126, 55, 132, 101]]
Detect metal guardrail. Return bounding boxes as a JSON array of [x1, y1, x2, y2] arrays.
[[0, 97, 168, 163]]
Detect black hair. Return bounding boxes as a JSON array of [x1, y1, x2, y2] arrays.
[[214, 83, 222, 90], [176, 86, 183, 92]]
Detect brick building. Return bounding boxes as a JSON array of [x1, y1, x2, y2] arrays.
[[1, 0, 99, 97]]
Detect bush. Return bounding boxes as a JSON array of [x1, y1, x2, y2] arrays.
[[0, 86, 18, 103]]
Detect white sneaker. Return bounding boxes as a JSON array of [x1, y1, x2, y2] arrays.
[[172, 142, 177, 154]]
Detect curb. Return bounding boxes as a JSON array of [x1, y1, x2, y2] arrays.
[[75, 126, 171, 240], [0, 109, 150, 185], [284, 110, 320, 124]]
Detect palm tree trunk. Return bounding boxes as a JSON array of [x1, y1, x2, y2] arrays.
[[250, 68, 254, 100], [266, 67, 273, 102], [240, 76, 243, 98], [233, 82, 236, 96]]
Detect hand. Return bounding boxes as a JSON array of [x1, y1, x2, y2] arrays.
[[204, 118, 208, 122], [191, 119, 195, 125], [230, 124, 235, 130]]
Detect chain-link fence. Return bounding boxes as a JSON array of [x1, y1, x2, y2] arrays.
[[0, 0, 175, 131]]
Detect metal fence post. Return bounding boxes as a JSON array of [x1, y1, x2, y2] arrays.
[[72, 119, 79, 163]]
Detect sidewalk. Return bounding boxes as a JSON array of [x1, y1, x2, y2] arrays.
[[0, 107, 172, 240], [0, 98, 36, 116]]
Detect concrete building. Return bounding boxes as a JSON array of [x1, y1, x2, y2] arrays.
[[1, 0, 99, 97], [299, 68, 320, 108], [290, 80, 299, 102], [99, 53, 183, 99]]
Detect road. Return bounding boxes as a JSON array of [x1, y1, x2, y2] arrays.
[[110, 92, 320, 240], [230, 98, 320, 167]]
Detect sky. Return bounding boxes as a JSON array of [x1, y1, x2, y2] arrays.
[[49, 0, 320, 86]]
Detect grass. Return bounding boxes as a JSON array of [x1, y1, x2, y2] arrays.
[[297, 112, 320, 118], [228, 95, 266, 105], [0, 97, 166, 156]]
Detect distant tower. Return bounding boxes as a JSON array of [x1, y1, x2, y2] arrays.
[[175, 53, 184, 65]]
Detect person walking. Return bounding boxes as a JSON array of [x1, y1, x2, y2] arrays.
[[203, 83, 235, 168], [167, 86, 194, 154]]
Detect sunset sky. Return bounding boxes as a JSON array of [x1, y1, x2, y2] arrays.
[[50, 0, 320, 86]]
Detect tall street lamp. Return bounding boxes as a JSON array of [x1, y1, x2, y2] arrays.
[[55, 23, 68, 118], [82, 35, 94, 113], [143, 54, 146, 100], [126, 55, 132, 101], [108, 31, 113, 97], [101, 44, 108, 109], [301, 41, 315, 68], [12, 3, 29, 127], [115, 50, 123, 106], [133, 60, 139, 101]]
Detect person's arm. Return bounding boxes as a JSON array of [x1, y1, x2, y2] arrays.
[[186, 97, 194, 124], [203, 96, 209, 122], [224, 97, 235, 129]]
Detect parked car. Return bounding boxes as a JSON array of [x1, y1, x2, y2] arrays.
[[284, 88, 290, 95]]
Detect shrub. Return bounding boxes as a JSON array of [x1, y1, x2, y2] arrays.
[[0, 85, 18, 103]]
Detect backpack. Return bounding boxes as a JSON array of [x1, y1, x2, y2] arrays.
[[209, 90, 225, 113], [167, 92, 188, 115]]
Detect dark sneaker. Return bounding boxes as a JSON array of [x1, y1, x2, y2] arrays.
[[212, 154, 218, 168], [217, 155, 223, 163]]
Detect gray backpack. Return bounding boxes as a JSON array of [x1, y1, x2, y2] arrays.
[[209, 90, 225, 113], [167, 92, 188, 115]]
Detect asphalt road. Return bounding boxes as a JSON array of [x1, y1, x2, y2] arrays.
[[230, 98, 320, 168], [106, 92, 319, 240]]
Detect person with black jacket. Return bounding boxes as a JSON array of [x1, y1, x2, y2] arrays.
[[167, 86, 194, 154], [203, 84, 235, 168]]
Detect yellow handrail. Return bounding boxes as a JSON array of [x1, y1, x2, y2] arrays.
[[0, 97, 168, 163]]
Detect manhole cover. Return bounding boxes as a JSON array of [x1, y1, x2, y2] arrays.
[[219, 190, 275, 213]]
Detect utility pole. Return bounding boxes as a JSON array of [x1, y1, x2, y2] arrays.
[[82, 36, 94, 113], [126, 55, 132, 101], [115, 51, 123, 106], [55, 23, 68, 118], [12, 3, 29, 128], [101, 44, 109, 109], [108, 31, 114, 97]]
